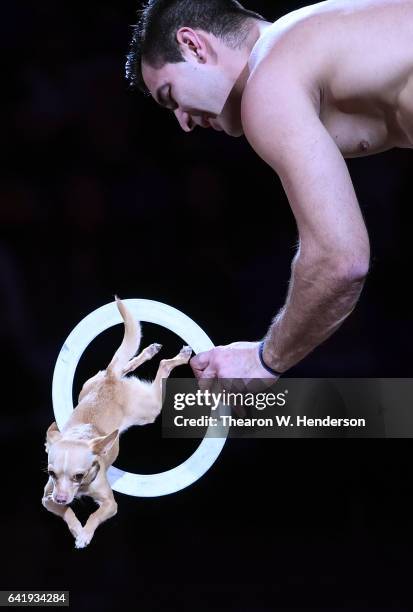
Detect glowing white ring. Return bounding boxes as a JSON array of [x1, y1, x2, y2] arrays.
[[52, 299, 228, 497]]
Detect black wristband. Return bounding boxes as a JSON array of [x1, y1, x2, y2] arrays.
[[258, 341, 283, 377]]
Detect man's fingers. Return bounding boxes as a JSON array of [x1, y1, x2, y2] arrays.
[[193, 367, 217, 389], [198, 368, 217, 379], [190, 351, 213, 376], [190, 351, 220, 392], [197, 369, 218, 391]]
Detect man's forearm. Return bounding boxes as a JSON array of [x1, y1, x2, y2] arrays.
[[262, 253, 368, 373]]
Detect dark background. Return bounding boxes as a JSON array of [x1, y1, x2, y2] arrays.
[[2, 0, 413, 610]]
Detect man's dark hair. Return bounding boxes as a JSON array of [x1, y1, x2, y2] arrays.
[[125, 0, 265, 94]]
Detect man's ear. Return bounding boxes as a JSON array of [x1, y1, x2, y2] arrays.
[[45, 421, 61, 452], [176, 27, 207, 63], [88, 430, 119, 457]]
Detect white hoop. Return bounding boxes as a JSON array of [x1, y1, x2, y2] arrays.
[[52, 299, 228, 497]]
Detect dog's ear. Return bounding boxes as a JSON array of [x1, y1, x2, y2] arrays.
[[88, 429, 119, 457], [45, 421, 61, 452]]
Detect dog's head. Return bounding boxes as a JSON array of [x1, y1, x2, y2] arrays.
[[45, 422, 119, 505]]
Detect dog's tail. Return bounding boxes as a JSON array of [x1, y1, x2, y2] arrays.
[[106, 296, 142, 378]]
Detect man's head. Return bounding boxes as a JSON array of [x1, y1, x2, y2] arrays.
[[126, 0, 267, 136]]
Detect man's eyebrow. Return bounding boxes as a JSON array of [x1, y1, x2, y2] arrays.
[[155, 84, 170, 107]]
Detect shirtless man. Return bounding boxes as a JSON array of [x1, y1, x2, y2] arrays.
[[126, 0, 413, 381]]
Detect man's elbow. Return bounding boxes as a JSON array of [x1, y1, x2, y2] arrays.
[[298, 242, 370, 284], [333, 253, 370, 285]]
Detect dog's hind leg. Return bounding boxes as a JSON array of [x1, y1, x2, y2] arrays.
[[150, 346, 193, 408], [122, 343, 163, 376]]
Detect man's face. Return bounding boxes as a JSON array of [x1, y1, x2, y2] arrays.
[[142, 34, 244, 137]]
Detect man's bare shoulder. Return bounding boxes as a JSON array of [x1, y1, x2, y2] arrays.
[[245, 3, 331, 112], [243, 0, 413, 140], [248, 0, 413, 86], [251, 0, 413, 61], [249, 10, 318, 75], [242, 14, 323, 138]]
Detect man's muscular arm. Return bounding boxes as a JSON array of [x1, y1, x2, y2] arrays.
[[241, 73, 370, 373]]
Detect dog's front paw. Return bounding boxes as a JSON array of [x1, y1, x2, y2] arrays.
[[75, 528, 93, 549], [69, 521, 83, 540]]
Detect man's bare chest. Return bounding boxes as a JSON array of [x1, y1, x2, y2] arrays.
[[319, 94, 413, 159], [317, 42, 413, 158]]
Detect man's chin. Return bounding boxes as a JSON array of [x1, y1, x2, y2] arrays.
[[226, 127, 244, 138], [211, 115, 243, 137], [209, 120, 243, 136]]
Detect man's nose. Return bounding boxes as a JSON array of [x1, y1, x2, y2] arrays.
[[174, 109, 194, 132]]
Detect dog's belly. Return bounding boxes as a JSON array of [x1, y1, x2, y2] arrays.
[[120, 377, 161, 429]]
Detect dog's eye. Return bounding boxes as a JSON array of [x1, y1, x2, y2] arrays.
[[74, 473, 84, 482], [48, 470, 56, 479]]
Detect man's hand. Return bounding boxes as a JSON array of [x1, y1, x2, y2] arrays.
[[189, 341, 279, 382]]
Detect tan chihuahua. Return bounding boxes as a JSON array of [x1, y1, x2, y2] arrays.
[[42, 296, 192, 549]]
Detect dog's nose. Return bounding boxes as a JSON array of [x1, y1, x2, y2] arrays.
[[55, 496, 68, 504]]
